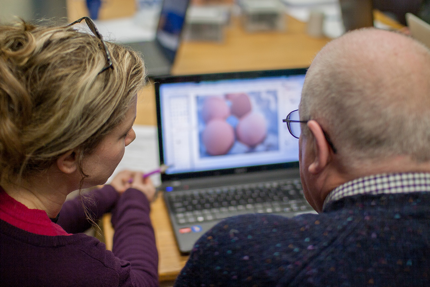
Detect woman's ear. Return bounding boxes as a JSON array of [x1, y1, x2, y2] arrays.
[[56, 150, 78, 174], [307, 120, 331, 175]]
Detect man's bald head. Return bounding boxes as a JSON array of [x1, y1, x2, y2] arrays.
[[299, 28, 430, 169]]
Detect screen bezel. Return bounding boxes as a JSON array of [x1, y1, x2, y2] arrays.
[[153, 68, 308, 182]]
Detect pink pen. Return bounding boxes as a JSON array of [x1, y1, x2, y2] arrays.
[[127, 164, 171, 183]]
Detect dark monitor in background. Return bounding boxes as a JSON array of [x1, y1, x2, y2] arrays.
[[125, 0, 190, 78], [155, 0, 190, 63], [339, 0, 374, 32]]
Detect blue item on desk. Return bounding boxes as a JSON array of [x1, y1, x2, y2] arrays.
[[86, 0, 102, 20]]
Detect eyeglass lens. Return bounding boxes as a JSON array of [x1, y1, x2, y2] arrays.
[[288, 110, 302, 139]]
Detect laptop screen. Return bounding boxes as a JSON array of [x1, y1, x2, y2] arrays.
[[156, 0, 190, 63], [154, 68, 307, 180]]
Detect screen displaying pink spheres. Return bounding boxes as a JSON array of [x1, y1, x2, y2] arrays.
[[158, 73, 305, 174], [198, 90, 279, 157]]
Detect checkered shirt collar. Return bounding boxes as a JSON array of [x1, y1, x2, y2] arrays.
[[323, 173, 430, 210]]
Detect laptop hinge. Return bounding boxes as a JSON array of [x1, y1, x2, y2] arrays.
[[160, 169, 300, 192]]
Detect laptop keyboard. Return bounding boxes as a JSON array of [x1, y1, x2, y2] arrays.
[[166, 179, 313, 225]]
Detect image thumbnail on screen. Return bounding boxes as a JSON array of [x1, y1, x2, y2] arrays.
[[197, 90, 279, 158]]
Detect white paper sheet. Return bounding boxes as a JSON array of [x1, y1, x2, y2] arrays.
[[107, 125, 160, 186]]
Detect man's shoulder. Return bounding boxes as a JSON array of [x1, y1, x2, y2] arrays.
[[195, 212, 344, 254], [176, 212, 352, 286], [212, 211, 345, 231]]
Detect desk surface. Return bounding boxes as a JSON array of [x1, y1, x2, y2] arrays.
[[66, 2, 403, 281]]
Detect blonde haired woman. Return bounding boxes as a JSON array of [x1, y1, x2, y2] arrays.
[[0, 18, 158, 286]]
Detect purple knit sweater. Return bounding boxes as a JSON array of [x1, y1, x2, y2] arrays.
[[0, 185, 159, 286]]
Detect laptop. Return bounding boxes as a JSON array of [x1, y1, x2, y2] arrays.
[[153, 68, 316, 254], [125, 0, 190, 78], [406, 13, 430, 49]]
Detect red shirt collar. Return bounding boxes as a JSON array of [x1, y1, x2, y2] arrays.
[[0, 187, 70, 236]]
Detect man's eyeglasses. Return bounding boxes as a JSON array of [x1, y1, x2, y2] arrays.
[[282, 109, 306, 139], [67, 17, 113, 75], [283, 109, 337, 153]]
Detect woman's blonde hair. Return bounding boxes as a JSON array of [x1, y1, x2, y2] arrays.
[[0, 20, 146, 185]]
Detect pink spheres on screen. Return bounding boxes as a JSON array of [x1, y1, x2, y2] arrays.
[[236, 113, 267, 148], [201, 96, 230, 123], [202, 119, 235, 156], [201, 94, 267, 156], [228, 93, 252, 118]]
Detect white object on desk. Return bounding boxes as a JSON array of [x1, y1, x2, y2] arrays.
[[282, 0, 337, 5], [283, 1, 344, 38], [107, 125, 160, 186], [283, 0, 395, 39], [134, 0, 162, 30], [407, 13, 430, 49], [94, 17, 156, 43], [81, 0, 160, 43], [240, 0, 286, 32], [183, 5, 230, 42], [307, 10, 325, 38]]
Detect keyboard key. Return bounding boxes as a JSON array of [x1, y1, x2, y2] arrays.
[[211, 208, 220, 214], [205, 214, 214, 221], [228, 206, 237, 211], [197, 216, 204, 222], [178, 218, 186, 224], [187, 217, 196, 223], [215, 213, 230, 219]]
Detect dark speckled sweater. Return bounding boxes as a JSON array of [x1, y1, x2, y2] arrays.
[[175, 173, 430, 286], [0, 185, 158, 286]]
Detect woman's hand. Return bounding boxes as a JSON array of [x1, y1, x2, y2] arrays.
[[110, 170, 156, 201]]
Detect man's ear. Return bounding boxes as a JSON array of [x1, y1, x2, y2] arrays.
[[307, 120, 331, 174], [56, 150, 78, 174]]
